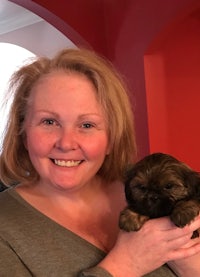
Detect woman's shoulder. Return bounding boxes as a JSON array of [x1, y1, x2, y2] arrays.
[[0, 186, 22, 214]]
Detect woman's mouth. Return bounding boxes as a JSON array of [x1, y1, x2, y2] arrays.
[[53, 159, 82, 167]]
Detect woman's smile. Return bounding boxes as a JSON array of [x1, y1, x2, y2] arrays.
[[53, 159, 82, 167]]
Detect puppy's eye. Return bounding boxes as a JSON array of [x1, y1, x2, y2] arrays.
[[135, 184, 146, 192], [164, 183, 174, 190]]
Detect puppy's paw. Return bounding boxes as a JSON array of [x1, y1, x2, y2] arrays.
[[119, 208, 149, 232], [170, 200, 200, 228]]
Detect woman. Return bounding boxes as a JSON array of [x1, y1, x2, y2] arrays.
[[0, 48, 200, 276]]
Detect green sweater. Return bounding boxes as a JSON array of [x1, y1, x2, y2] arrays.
[[0, 188, 176, 277]]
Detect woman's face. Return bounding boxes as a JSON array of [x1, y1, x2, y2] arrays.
[[24, 71, 110, 191]]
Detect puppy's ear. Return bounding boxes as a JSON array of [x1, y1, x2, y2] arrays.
[[183, 170, 200, 194]]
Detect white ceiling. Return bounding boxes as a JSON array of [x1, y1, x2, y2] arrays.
[[0, 0, 43, 35]]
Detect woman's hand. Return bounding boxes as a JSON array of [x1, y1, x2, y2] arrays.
[[99, 216, 200, 277], [168, 216, 200, 277]]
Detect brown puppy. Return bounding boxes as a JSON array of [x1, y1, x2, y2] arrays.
[[119, 153, 200, 238]]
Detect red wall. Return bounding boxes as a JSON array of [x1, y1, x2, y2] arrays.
[[10, 0, 200, 162], [145, 8, 200, 170]]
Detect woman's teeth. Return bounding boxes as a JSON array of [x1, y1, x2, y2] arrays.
[[54, 160, 81, 167]]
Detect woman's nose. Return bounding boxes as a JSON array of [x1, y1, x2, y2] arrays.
[[55, 128, 78, 151]]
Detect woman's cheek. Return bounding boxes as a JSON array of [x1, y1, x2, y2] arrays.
[[25, 129, 54, 155], [85, 134, 109, 158]]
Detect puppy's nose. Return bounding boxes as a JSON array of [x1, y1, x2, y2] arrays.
[[149, 195, 158, 201]]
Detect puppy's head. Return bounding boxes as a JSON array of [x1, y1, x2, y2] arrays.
[[124, 153, 200, 218]]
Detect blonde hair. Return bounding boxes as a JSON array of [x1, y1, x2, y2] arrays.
[[0, 48, 137, 185]]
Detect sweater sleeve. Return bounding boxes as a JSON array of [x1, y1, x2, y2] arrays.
[[0, 237, 32, 276], [79, 266, 113, 277]]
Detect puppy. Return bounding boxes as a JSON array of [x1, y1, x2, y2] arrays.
[[119, 152, 200, 238]]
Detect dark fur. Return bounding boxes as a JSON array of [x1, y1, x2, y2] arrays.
[[119, 153, 200, 238]]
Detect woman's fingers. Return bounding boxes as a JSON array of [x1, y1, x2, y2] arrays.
[[169, 241, 200, 260]]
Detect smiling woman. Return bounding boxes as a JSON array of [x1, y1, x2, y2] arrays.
[[0, 43, 35, 151], [0, 47, 200, 277]]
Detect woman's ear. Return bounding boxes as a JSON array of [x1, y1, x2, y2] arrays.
[[22, 132, 28, 150]]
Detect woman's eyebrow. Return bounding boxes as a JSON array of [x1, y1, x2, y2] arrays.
[[34, 110, 59, 117], [78, 113, 105, 120]]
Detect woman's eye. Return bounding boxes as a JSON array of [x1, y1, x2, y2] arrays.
[[42, 119, 56, 125], [82, 123, 94, 129]]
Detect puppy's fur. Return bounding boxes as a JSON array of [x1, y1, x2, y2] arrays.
[[119, 153, 200, 237]]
